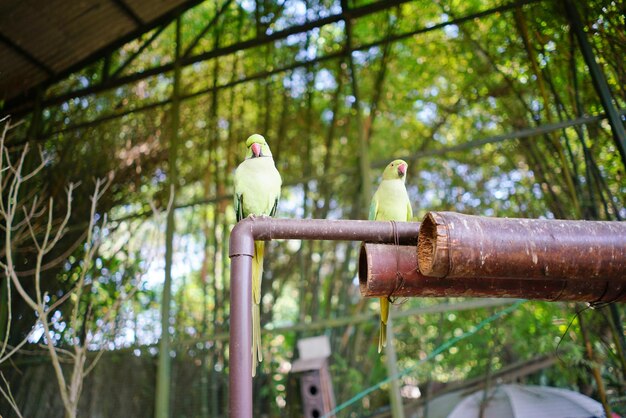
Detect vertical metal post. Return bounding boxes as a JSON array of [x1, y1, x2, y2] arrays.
[[229, 254, 253, 417], [228, 255, 252, 418], [229, 222, 255, 418], [564, 0, 626, 166]]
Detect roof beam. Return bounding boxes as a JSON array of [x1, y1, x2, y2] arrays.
[[0, 32, 54, 76], [110, 0, 144, 26]]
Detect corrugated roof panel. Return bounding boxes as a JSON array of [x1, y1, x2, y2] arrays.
[[52, 3, 136, 70], [0, 0, 135, 73]]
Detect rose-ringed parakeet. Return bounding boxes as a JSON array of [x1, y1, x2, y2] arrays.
[[233, 134, 282, 376], [369, 159, 412, 352]]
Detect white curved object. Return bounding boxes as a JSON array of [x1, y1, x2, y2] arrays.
[[446, 384, 606, 418]]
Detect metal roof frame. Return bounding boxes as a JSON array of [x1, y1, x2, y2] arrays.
[[30, 0, 541, 139], [2, 0, 624, 172]]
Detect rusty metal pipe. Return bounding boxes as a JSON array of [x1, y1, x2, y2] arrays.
[[229, 249, 253, 418], [360, 243, 626, 302], [417, 212, 626, 281], [236, 216, 420, 243], [228, 217, 419, 418]]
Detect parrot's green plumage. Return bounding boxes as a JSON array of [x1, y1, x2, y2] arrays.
[[369, 159, 412, 353], [233, 134, 282, 377]]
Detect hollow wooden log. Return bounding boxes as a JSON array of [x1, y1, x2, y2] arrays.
[[417, 212, 626, 281], [359, 244, 626, 303]]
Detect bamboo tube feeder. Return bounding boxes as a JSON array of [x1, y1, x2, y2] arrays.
[[417, 212, 626, 282], [359, 244, 626, 302], [359, 212, 626, 303]]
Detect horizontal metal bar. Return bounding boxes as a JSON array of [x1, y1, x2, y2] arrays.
[[230, 217, 419, 257]]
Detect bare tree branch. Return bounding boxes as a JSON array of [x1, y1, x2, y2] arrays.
[[0, 372, 23, 418]]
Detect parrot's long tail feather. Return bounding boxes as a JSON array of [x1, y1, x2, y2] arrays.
[[252, 241, 264, 305], [252, 241, 265, 376], [378, 297, 389, 353], [252, 303, 260, 377], [253, 303, 262, 359], [252, 306, 258, 377]]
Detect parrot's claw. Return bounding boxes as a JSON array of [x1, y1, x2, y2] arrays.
[[247, 214, 272, 221]]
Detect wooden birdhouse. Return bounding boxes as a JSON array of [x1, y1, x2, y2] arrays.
[[291, 336, 336, 418]]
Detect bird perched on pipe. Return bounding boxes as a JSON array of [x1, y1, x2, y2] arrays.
[[233, 133, 282, 376], [369, 159, 412, 352]]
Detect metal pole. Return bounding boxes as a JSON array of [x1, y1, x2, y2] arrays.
[[564, 0, 626, 166], [229, 253, 253, 418], [228, 217, 419, 418]]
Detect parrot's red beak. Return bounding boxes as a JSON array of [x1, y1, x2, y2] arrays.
[[398, 163, 407, 176], [251, 143, 261, 157]]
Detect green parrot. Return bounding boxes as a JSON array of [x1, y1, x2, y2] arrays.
[[233, 133, 282, 377], [369, 159, 412, 353]]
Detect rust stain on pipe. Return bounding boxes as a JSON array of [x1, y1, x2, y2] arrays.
[[360, 244, 626, 302], [417, 212, 626, 282]]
